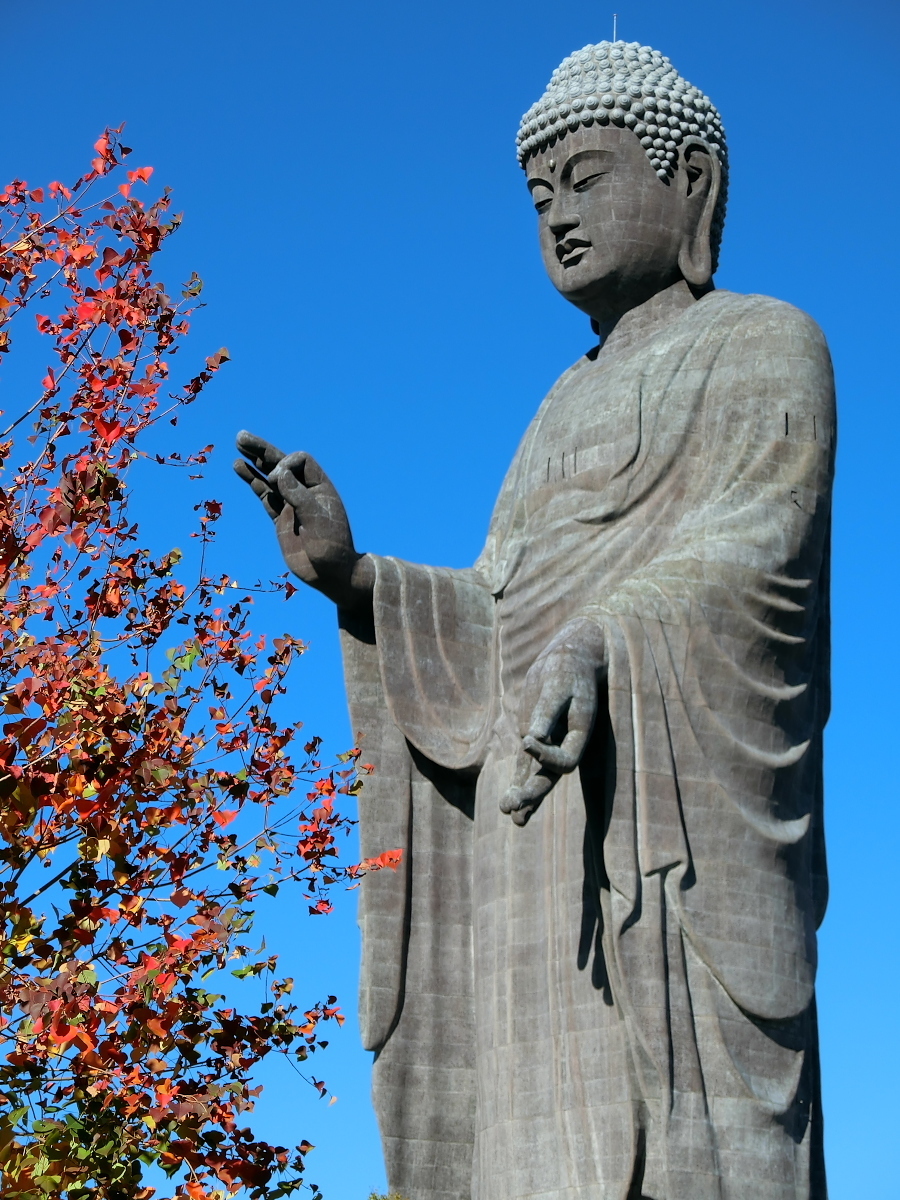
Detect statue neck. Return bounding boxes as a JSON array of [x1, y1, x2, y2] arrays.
[[597, 279, 713, 357]]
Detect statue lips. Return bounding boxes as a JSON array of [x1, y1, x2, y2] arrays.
[[557, 238, 591, 267]]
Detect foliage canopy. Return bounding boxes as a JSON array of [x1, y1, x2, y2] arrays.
[[0, 129, 398, 1199]]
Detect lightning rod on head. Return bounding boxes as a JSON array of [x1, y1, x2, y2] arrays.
[[613, 13, 618, 40]]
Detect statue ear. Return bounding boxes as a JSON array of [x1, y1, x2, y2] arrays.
[[677, 138, 721, 288]]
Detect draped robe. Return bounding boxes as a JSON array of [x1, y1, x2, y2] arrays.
[[340, 291, 834, 1200]]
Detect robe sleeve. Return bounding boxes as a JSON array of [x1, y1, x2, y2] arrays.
[[370, 560, 496, 771], [339, 450, 518, 1052], [339, 557, 494, 1052], [339, 607, 414, 1051], [582, 297, 834, 1021]]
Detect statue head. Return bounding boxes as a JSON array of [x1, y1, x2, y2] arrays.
[[518, 42, 728, 326]]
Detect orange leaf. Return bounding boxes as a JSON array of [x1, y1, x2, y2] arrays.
[[73, 1026, 97, 1052], [48, 1022, 80, 1047], [377, 849, 403, 870], [94, 416, 124, 443]]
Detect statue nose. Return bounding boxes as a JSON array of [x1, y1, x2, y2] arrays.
[[548, 199, 580, 237]]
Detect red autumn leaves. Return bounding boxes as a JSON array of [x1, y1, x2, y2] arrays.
[[0, 130, 399, 1200]]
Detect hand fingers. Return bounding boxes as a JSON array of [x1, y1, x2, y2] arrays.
[[273, 450, 336, 491], [236, 430, 286, 474], [233, 458, 284, 520], [511, 804, 538, 828], [525, 681, 569, 745], [499, 769, 554, 811], [500, 765, 556, 825], [500, 768, 555, 815], [524, 673, 597, 773], [499, 738, 556, 821], [269, 458, 310, 510], [271, 452, 343, 519], [525, 666, 595, 742], [524, 727, 588, 772]]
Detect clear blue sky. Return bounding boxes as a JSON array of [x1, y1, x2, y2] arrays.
[[4, 0, 899, 1196]]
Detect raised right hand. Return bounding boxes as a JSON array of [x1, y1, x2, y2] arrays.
[[234, 430, 374, 610]]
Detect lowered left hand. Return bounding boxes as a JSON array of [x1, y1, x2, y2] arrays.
[[500, 617, 607, 826]]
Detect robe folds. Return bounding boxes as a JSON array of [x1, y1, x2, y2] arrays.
[[339, 291, 834, 1200]]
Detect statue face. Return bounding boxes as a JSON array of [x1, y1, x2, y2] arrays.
[[525, 125, 707, 324]]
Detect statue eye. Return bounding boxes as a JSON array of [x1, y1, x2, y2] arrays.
[[530, 185, 553, 214], [572, 170, 607, 192]]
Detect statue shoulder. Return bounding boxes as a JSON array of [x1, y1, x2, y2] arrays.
[[708, 290, 830, 352], [704, 292, 835, 427]]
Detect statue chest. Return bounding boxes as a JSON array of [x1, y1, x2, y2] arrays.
[[489, 338, 704, 604], [519, 355, 646, 515]]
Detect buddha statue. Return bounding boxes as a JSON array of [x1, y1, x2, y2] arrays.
[[236, 40, 833, 1200]]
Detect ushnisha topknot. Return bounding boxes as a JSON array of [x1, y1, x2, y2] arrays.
[[516, 40, 726, 178], [517, 40, 729, 265]]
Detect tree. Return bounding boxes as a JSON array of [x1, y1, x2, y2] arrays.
[[0, 128, 398, 1200]]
